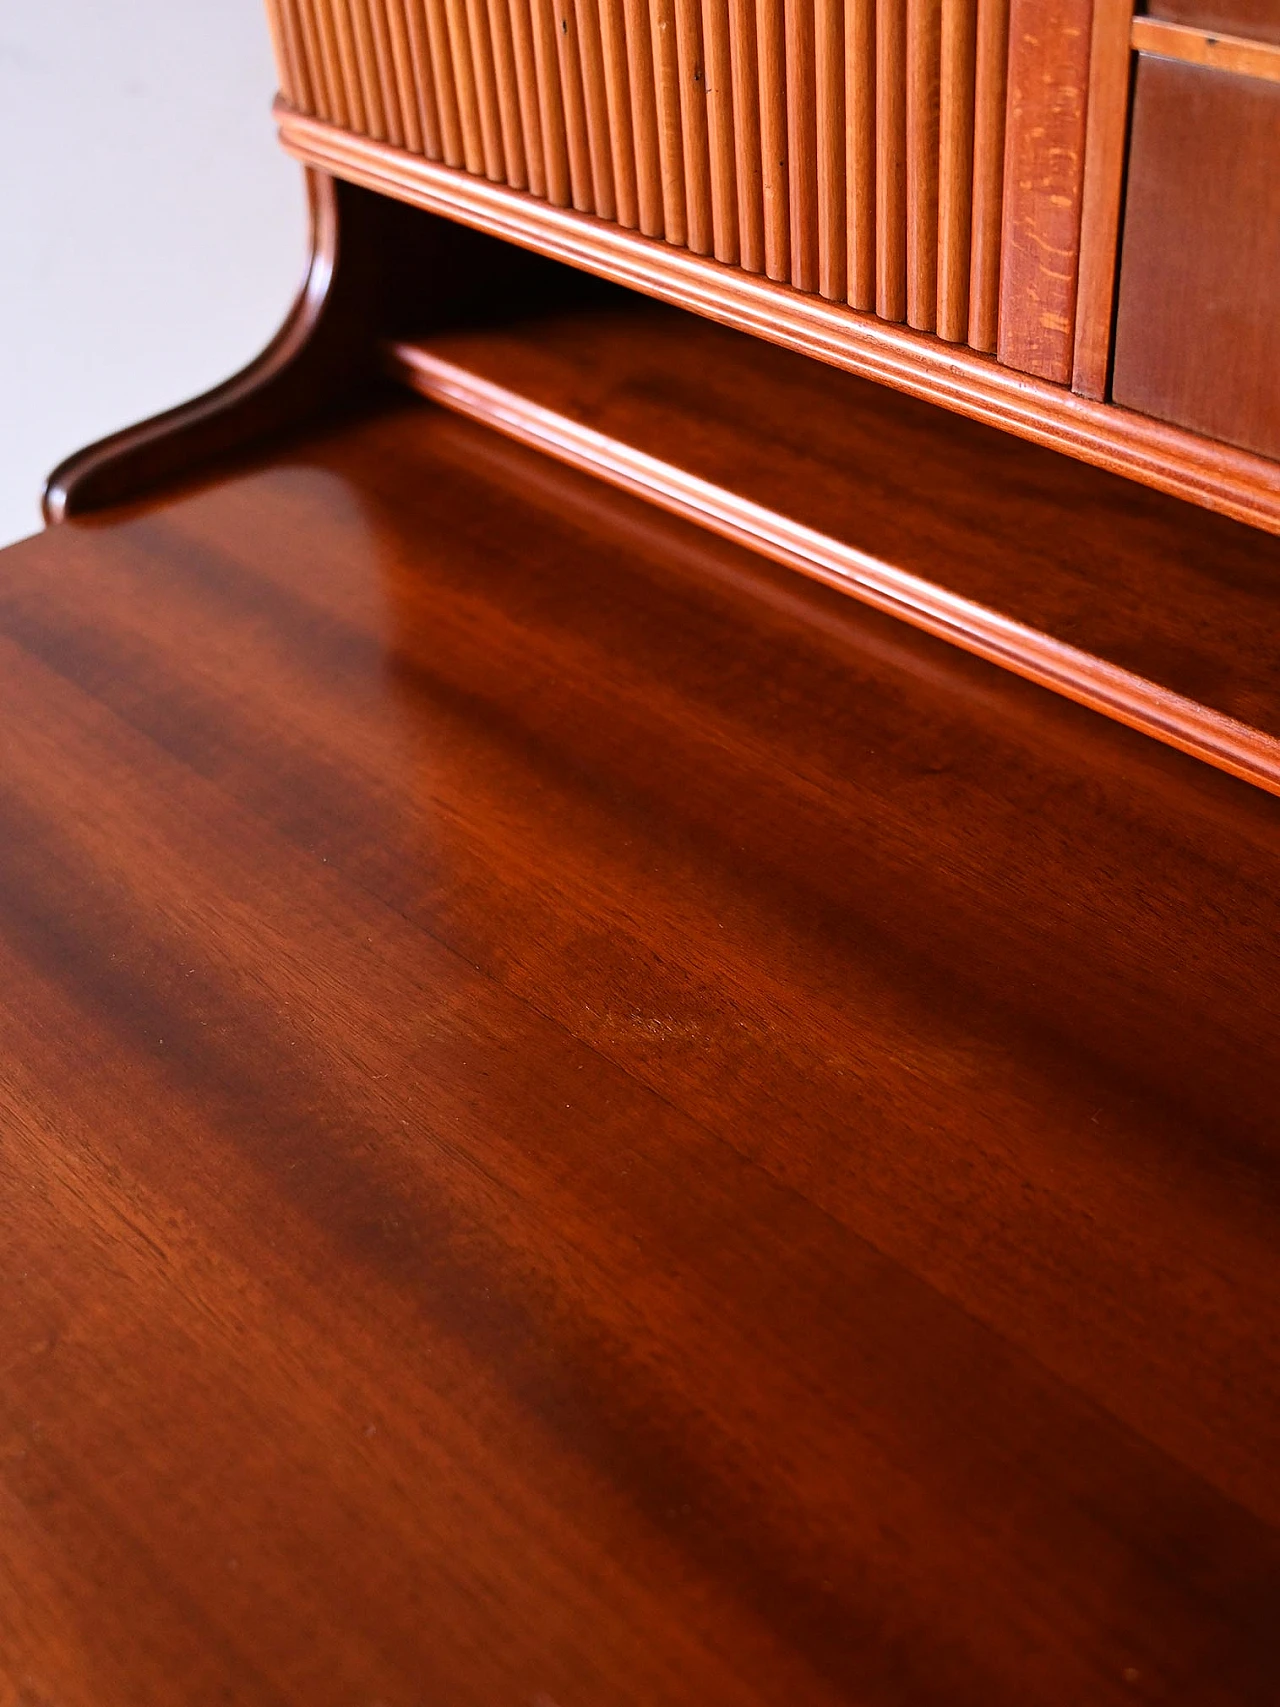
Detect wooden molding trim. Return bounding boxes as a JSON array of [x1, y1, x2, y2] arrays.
[[276, 103, 1280, 536], [387, 336, 1280, 798], [1130, 16, 1280, 83]]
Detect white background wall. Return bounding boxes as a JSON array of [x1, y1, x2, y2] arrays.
[[0, 1, 307, 546]]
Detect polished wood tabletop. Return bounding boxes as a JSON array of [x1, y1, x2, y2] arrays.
[[2, 400, 1279, 1706]]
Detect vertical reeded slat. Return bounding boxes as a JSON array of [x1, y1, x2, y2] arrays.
[[875, 0, 906, 320], [758, 0, 790, 281], [331, 0, 369, 132], [846, 0, 875, 308], [996, 0, 1092, 382], [370, 0, 408, 145], [937, 0, 976, 339], [507, 0, 548, 194], [623, 0, 664, 234], [702, 0, 740, 263], [298, 0, 336, 117], [350, 0, 390, 138], [967, 0, 1007, 350], [466, 0, 508, 177], [816, 0, 846, 300], [403, 0, 445, 156], [651, 0, 689, 245], [576, 0, 618, 218], [598, 0, 640, 227], [486, 0, 529, 185], [532, 0, 573, 203], [1072, 0, 1135, 398], [386, 0, 426, 151], [287, 0, 324, 113], [445, 0, 487, 171], [906, 0, 940, 330], [786, 0, 819, 291], [312, 0, 349, 124], [815, 0, 846, 300], [676, 0, 714, 254], [554, 0, 596, 209], [265, 0, 303, 106], [422, 0, 466, 162], [729, 0, 764, 272]]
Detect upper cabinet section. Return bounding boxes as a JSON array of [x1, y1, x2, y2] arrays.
[[262, 0, 1280, 531]]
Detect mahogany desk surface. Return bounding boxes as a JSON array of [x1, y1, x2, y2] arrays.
[[1, 401, 1278, 1706]]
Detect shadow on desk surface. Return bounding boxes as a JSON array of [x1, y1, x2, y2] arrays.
[[1, 399, 1278, 1707]]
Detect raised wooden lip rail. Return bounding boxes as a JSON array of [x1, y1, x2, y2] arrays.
[[275, 103, 1280, 539], [1130, 16, 1280, 84], [386, 335, 1280, 800]]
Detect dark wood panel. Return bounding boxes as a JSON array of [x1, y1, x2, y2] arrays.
[[400, 299, 1280, 745], [1113, 56, 1280, 463], [1148, 0, 1280, 46], [3, 403, 1280, 1704]]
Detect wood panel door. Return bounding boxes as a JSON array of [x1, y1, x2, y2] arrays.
[[1111, 44, 1280, 462]]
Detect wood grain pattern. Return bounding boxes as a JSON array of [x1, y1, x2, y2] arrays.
[[287, 0, 326, 113], [465, 0, 507, 176], [553, 0, 596, 209], [266, 0, 303, 105], [406, 2, 446, 155], [532, 0, 573, 202], [675, 0, 714, 254], [905, 0, 940, 330], [299, 0, 335, 117], [444, 0, 487, 171], [575, 0, 618, 216], [1071, 0, 1133, 399], [997, 0, 1092, 383], [424, 0, 467, 163], [729, 0, 766, 271], [1131, 15, 1280, 82], [815, 0, 846, 300], [598, 0, 639, 225], [703, 0, 740, 262], [1112, 55, 1280, 462], [351, 0, 390, 139], [652, 0, 689, 243], [277, 107, 1280, 532], [785, 0, 819, 291], [876, 0, 907, 320], [387, 303, 1280, 789], [11, 395, 1280, 1706], [312, 0, 348, 123], [936, 0, 975, 341], [386, 0, 427, 151], [758, 0, 791, 280], [624, 0, 665, 233], [331, 0, 369, 132], [279, 0, 1108, 369], [846, 0, 877, 309], [966, 0, 1005, 348], [508, 0, 548, 192], [483, 0, 526, 182], [367, 0, 407, 144]]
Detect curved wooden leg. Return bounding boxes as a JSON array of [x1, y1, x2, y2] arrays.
[[43, 171, 386, 523]]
